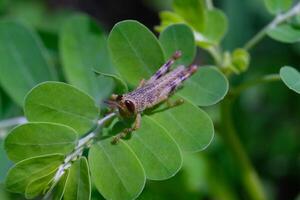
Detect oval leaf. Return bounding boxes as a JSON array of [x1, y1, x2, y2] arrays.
[[280, 66, 300, 94], [264, 0, 292, 14], [5, 122, 78, 162], [126, 116, 182, 180], [60, 14, 114, 102], [150, 96, 214, 152], [5, 154, 64, 194], [201, 9, 228, 45], [159, 24, 196, 66], [267, 24, 300, 43], [52, 170, 69, 200], [172, 0, 205, 32], [25, 170, 56, 199], [93, 69, 128, 93], [63, 157, 91, 200], [0, 21, 56, 106], [108, 20, 165, 85], [178, 66, 229, 106], [24, 81, 99, 135], [89, 139, 145, 200]]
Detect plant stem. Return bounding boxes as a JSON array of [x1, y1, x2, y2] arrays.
[[207, 45, 223, 67], [220, 99, 266, 200], [244, 2, 300, 50], [205, 0, 214, 10], [230, 74, 281, 96], [43, 112, 116, 199]]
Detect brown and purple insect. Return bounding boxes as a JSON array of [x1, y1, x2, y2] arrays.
[[105, 50, 198, 144]]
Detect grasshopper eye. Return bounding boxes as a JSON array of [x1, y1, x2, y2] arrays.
[[125, 100, 135, 113]]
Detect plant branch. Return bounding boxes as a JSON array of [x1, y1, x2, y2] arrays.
[[220, 99, 266, 200], [244, 1, 300, 50], [230, 74, 281, 96], [205, 0, 214, 10], [207, 45, 223, 67], [43, 112, 116, 199]]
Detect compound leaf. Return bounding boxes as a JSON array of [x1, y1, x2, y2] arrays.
[[178, 66, 229, 106], [63, 157, 91, 200], [280, 66, 300, 94], [89, 139, 145, 200], [60, 14, 114, 102], [126, 116, 182, 180], [24, 81, 99, 135], [108, 20, 165, 85], [159, 24, 196, 66], [0, 21, 56, 106], [5, 154, 63, 194], [5, 122, 78, 162]]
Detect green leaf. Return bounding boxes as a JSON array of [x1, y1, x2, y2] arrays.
[[24, 81, 99, 135], [264, 0, 292, 14], [0, 21, 56, 106], [52, 170, 69, 200], [150, 96, 214, 152], [172, 0, 205, 32], [5, 154, 63, 194], [89, 139, 146, 200], [64, 157, 91, 200], [178, 66, 229, 106], [159, 24, 196, 66], [0, 139, 11, 182], [60, 14, 114, 102], [267, 24, 300, 43], [108, 20, 165, 85], [280, 66, 300, 94], [93, 69, 128, 93], [200, 9, 228, 44], [155, 11, 185, 32], [126, 116, 182, 180], [25, 170, 56, 199], [5, 122, 78, 162]]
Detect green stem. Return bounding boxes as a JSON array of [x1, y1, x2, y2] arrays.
[[207, 45, 223, 67], [205, 0, 214, 10], [230, 74, 281, 96], [244, 2, 300, 50], [220, 99, 267, 200]]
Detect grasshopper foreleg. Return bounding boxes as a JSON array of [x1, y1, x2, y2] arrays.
[[112, 113, 142, 144]]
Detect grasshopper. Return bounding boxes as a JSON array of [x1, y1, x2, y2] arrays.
[[105, 51, 198, 144]]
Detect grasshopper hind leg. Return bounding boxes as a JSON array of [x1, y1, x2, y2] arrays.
[[147, 51, 182, 84]]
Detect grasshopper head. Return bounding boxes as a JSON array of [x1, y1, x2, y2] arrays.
[[106, 95, 136, 118]]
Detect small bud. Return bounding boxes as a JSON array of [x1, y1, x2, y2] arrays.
[[232, 48, 250, 73]]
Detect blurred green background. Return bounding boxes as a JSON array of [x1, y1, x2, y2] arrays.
[[0, 0, 299, 199]]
